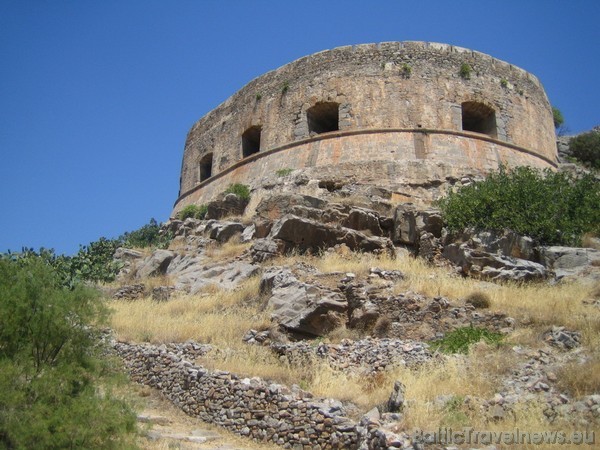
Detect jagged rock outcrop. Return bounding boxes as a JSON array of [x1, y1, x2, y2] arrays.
[[260, 267, 347, 337]]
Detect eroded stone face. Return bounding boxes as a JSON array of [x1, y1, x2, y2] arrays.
[[174, 41, 556, 216]]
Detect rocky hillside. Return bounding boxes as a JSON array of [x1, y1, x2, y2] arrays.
[[108, 185, 600, 449]]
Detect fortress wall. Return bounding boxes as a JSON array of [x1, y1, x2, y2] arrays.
[[176, 42, 556, 210], [174, 129, 554, 214]]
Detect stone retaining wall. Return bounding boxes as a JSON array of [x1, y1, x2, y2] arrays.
[[114, 341, 360, 449]]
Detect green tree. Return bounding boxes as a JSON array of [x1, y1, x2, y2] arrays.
[[569, 131, 600, 169], [0, 258, 137, 449], [436, 166, 600, 246], [552, 106, 564, 129]]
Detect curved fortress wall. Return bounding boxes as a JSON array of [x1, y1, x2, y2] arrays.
[[174, 41, 557, 214]]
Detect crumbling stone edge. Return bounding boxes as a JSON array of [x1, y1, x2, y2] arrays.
[[114, 340, 394, 449]]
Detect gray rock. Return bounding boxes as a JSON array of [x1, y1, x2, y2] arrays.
[[179, 261, 260, 294], [386, 381, 405, 413], [205, 193, 248, 220], [251, 238, 285, 263], [261, 268, 347, 337], [137, 249, 176, 279], [443, 244, 547, 281], [204, 220, 245, 243], [342, 208, 383, 236], [540, 246, 600, 279], [269, 214, 394, 254], [256, 194, 327, 221]]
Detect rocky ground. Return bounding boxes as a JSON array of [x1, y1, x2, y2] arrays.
[[109, 186, 600, 449]]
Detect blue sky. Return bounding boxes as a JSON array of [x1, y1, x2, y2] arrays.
[[1, 1, 599, 255]]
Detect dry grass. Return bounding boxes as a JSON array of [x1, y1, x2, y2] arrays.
[[109, 276, 268, 345], [556, 353, 600, 397], [204, 234, 251, 259], [112, 248, 600, 443]]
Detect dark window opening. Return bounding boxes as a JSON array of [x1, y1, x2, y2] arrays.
[[461, 102, 497, 138], [242, 126, 261, 157], [199, 153, 213, 182], [307, 102, 339, 135]]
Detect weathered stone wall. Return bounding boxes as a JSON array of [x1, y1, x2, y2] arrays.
[[115, 341, 359, 449], [175, 41, 557, 215]]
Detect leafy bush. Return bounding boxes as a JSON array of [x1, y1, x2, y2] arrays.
[[459, 63, 471, 79], [552, 106, 564, 129], [431, 326, 503, 354], [569, 131, 600, 169], [70, 237, 123, 284], [0, 258, 137, 448], [436, 166, 600, 246], [177, 204, 208, 220], [224, 183, 251, 201], [121, 218, 172, 249]]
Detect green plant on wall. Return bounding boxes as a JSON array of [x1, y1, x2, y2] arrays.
[[177, 204, 208, 220], [500, 78, 508, 88], [224, 183, 251, 201], [401, 63, 412, 79], [281, 81, 289, 94], [276, 168, 293, 177], [459, 63, 472, 80]]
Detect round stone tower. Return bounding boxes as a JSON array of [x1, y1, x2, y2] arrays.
[[173, 41, 557, 215]]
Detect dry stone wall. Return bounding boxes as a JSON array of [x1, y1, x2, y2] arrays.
[[175, 41, 557, 215], [115, 341, 360, 449]]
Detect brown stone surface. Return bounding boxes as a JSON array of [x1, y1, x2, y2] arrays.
[[174, 41, 556, 216]]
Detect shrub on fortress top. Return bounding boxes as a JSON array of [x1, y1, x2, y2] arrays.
[[569, 130, 600, 169], [436, 166, 600, 246]]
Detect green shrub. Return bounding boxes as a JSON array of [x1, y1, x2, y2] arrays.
[[276, 168, 293, 177], [569, 131, 600, 169], [70, 237, 123, 284], [224, 183, 251, 201], [465, 291, 491, 309], [552, 106, 564, 129], [121, 218, 172, 249], [0, 259, 137, 448], [401, 63, 412, 78], [177, 204, 208, 220], [431, 326, 503, 354], [459, 63, 471, 79], [436, 166, 600, 246]]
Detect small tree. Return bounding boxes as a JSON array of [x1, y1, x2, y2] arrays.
[[0, 258, 137, 448], [569, 130, 600, 169], [552, 106, 564, 129]]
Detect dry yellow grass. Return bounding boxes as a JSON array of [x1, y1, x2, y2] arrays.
[[109, 276, 267, 345], [111, 249, 600, 444]]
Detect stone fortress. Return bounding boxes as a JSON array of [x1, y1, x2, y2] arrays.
[[173, 41, 557, 215]]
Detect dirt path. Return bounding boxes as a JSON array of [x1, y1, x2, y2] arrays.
[[133, 384, 280, 450]]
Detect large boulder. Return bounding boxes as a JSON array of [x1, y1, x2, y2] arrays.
[[136, 249, 176, 279], [175, 260, 260, 293], [204, 220, 245, 243], [540, 246, 600, 280], [447, 229, 538, 261], [269, 214, 394, 254], [342, 208, 384, 236], [205, 193, 248, 220], [260, 268, 348, 337], [256, 194, 327, 221], [392, 205, 443, 246], [443, 244, 547, 281]]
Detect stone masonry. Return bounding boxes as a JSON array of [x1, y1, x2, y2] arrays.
[[174, 41, 557, 216]]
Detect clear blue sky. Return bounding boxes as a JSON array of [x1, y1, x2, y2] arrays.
[[1, 1, 599, 255]]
